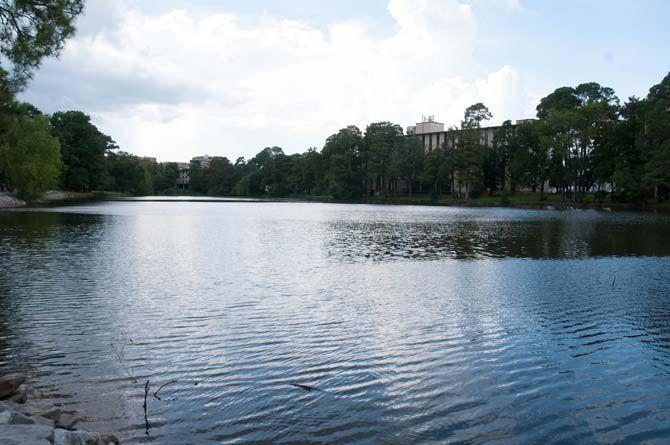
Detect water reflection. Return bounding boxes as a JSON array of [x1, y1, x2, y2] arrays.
[[326, 212, 670, 260], [0, 203, 669, 444]]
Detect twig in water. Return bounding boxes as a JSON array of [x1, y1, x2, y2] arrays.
[[153, 380, 177, 401], [291, 383, 322, 392], [612, 276, 616, 289], [143, 380, 151, 436]]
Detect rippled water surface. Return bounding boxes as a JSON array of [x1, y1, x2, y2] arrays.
[[1, 201, 670, 444]]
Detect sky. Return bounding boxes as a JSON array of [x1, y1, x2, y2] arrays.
[[19, 0, 670, 162]]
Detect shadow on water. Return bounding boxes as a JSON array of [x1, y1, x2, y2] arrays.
[[325, 215, 670, 261]]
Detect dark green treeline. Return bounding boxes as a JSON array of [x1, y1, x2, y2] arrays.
[[1, 72, 669, 202]]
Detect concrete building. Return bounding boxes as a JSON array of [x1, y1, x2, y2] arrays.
[[407, 116, 539, 153], [191, 155, 211, 169], [406, 116, 542, 195], [176, 162, 190, 188]]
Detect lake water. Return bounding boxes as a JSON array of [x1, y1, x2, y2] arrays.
[[1, 200, 670, 444]]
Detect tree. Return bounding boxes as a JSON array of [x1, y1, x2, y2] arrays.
[[491, 120, 515, 193], [154, 162, 180, 194], [321, 126, 365, 199], [458, 103, 492, 199], [393, 136, 424, 196], [206, 156, 235, 196], [50, 111, 114, 192], [0, 114, 61, 200], [0, 0, 84, 95], [422, 147, 450, 197], [106, 151, 153, 195], [536, 82, 620, 201], [641, 72, 670, 201], [462, 103, 493, 129], [364, 122, 404, 196], [188, 161, 207, 194]]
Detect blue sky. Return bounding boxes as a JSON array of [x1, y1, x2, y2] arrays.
[[20, 0, 670, 161]]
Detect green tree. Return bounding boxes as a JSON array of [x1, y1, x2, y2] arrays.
[[0, 0, 83, 97], [154, 162, 180, 194], [536, 82, 619, 201], [206, 156, 235, 196], [394, 136, 424, 196], [106, 151, 153, 195], [490, 120, 515, 193], [0, 114, 61, 200], [458, 103, 492, 199], [321, 126, 365, 199], [364, 122, 403, 196], [50, 111, 114, 192], [641, 72, 670, 201], [188, 161, 207, 194]]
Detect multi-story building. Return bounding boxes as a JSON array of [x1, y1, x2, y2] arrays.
[[176, 162, 190, 188], [406, 116, 539, 195], [407, 116, 537, 153], [191, 155, 211, 169]]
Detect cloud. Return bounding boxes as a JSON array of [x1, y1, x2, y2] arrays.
[[20, 0, 532, 161]]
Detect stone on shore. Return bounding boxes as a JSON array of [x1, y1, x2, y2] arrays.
[[0, 376, 121, 444], [0, 424, 53, 445], [0, 374, 26, 400], [53, 428, 120, 445]]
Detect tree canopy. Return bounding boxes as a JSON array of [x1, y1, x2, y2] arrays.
[[0, 0, 84, 93]]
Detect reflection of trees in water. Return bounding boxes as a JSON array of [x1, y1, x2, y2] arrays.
[[325, 218, 670, 261], [0, 211, 104, 247], [0, 211, 106, 374]]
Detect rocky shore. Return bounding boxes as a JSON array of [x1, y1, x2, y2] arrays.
[[0, 374, 120, 445]]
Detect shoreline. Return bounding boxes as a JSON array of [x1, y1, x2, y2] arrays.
[[0, 374, 120, 444], [3, 190, 670, 214]]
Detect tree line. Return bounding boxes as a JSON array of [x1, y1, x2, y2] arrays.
[[1, 71, 669, 203], [164, 72, 670, 205], [0, 2, 668, 204]]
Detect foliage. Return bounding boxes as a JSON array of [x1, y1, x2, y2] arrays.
[[106, 151, 153, 195], [50, 111, 115, 192], [0, 114, 61, 200], [0, 0, 84, 94]]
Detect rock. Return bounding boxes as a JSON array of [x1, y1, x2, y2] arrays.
[[36, 407, 62, 422], [56, 413, 79, 429], [0, 374, 26, 400], [8, 384, 28, 404], [53, 428, 120, 445], [0, 424, 53, 445], [0, 409, 35, 425]]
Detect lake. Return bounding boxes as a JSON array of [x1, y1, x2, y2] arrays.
[[1, 200, 670, 444]]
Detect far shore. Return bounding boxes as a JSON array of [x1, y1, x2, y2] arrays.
[[2, 190, 670, 214]]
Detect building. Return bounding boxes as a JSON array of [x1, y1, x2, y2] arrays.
[[407, 116, 539, 153], [406, 115, 541, 195], [176, 162, 190, 188], [408, 117, 498, 153], [191, 155, 211, 169]]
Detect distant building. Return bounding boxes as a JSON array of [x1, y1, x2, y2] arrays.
[[405, 115, 542, 194], [515, 119, 538, 125], [176, 162, 190, 188], [407, 116, 538, 153], [191, 155, 211, 169], [408, 116, 499, 153]]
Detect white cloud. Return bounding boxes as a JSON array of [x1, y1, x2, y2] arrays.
[[21, 0, 533, 161]]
